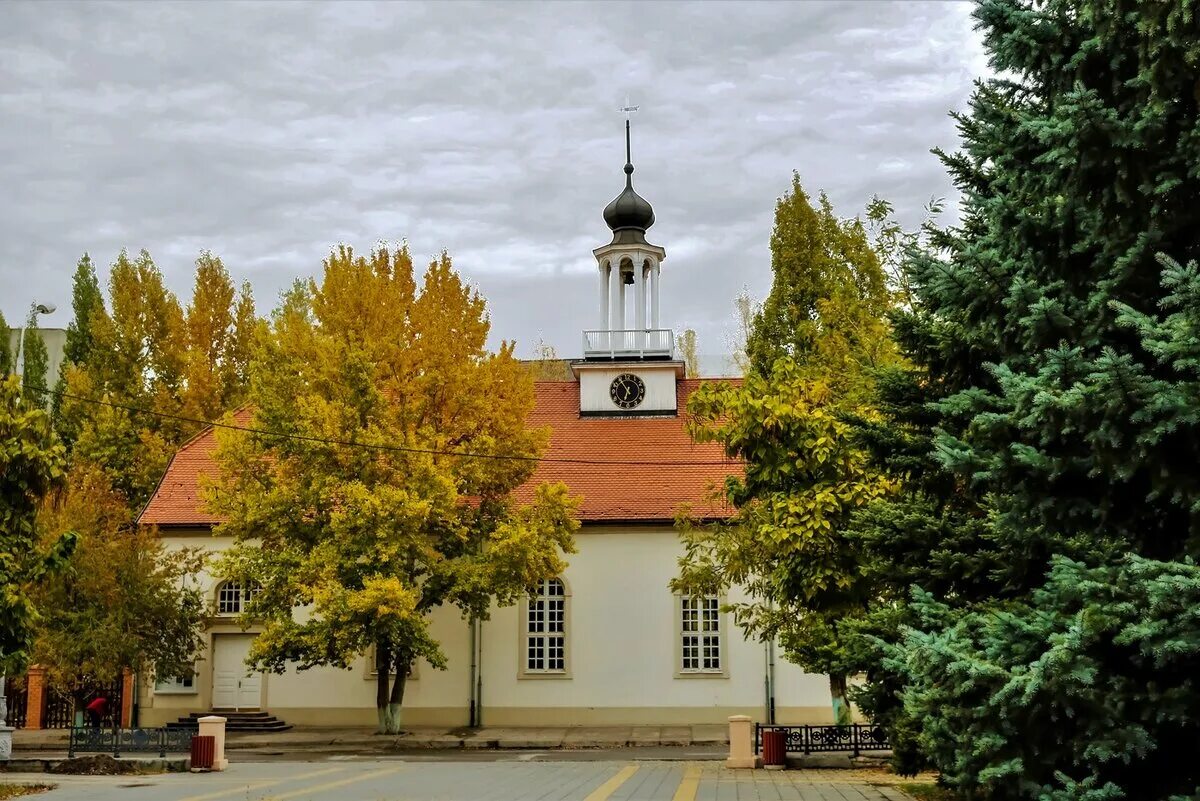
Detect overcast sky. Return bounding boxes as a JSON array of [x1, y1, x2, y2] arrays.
[[1, 0, 987, 362]]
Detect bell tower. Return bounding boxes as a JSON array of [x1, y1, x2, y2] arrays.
[[575, 115, 684, 417]]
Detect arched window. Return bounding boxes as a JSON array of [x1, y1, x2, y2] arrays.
[[215, 580, 261, 616], [523, 578, 567, 675]]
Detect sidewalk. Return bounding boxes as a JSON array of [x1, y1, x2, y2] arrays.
[[12, 724, 730, 753]]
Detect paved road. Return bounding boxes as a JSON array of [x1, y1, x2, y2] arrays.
[[228, 745, 731, 762], [3, 760, 915, 801]]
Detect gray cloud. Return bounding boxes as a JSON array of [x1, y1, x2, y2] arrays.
[[1, 0, 986, 364]]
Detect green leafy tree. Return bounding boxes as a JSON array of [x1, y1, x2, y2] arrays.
[[53, 254, 106, 442], [20, 313, 50, 409], [208, 245, 580, 734], [855, 1, 1200, 794], [674, 362, 894, 724], [0, 310, 11, 376], [63, 254, 104, 367], [747, 173, 892, 386], [29, 466, 206, 712], [0, 376, 75, 677], [676, 175, 901, 723]]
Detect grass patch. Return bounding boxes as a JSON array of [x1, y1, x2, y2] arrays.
[[0, 785, 54, 799], [899, 783, 962, 801]]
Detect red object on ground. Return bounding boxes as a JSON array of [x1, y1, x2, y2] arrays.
[[762, 728, 787, 767], [190, 735, 215, 770]]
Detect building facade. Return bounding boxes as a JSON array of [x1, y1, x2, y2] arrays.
[[135, 126, 836, 729]]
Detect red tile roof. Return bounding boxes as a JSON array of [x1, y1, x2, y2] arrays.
[[139, 379, 740, 527]]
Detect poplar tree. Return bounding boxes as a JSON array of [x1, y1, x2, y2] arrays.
[[0, 310, 11, 376], [53, 254, 105, 445], [62, 254, 103, 367], [19, 316, 50, 410], [181, 253, 257, 421], [676, 175, 901, 723], [62, 250, 188, 506], [855, 1, 1200, 795]]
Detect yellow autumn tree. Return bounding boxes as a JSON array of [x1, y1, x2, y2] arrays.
[[207, 245, 580, 734], [181, 252, 258, 422]]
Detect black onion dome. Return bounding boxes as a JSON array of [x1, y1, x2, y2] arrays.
[[603, 162, 655, 232]]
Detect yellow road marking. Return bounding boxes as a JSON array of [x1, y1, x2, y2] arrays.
[[582, 764, 640, 801], [672, 764, 701, 801], [270, 766, 404, 801], [175, 767, 344, 801]]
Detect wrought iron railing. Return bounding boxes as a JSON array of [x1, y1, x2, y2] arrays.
[[45, 677, 123, 729], [754, 723, 890, 756], [68, 725, 197, 758], [582, 329, 675, 360]]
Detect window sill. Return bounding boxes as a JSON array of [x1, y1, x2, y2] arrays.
[[518, 671, 572, 680], [153, 687, 199, 695], [674, 670, 729, 679]]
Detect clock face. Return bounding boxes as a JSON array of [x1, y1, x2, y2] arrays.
[[609, 373, 646, 410]]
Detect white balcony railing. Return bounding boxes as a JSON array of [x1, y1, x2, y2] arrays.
[[583, 329, 675, 360]]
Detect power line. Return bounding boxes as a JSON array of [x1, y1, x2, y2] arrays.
[[34, 385, 744, 468]]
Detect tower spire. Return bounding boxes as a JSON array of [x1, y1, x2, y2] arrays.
[[620, 98, 639, 186], [625, 119, 632, 184]]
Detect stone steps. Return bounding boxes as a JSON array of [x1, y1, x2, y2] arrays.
[[166, 710, 291, 732]]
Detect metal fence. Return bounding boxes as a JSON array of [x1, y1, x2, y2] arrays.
[[5, 678, 28, 729], [45, 678, 123, 729], [68, 726, 197, 758], [755, 723, 890, 756]]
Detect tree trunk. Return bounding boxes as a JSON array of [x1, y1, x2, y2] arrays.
[[829, 674, 852, 726], [375, 638, 392, 734], [383, 655, 410, 736]]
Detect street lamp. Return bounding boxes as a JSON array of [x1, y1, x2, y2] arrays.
[[11, 302, 56, 378], [1, 300, 55, 760]]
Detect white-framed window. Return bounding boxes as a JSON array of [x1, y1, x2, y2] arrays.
[[679, 595, 722, 673], [363, 645, 419, 681], [215, 580, 260, 616], [154, 672, 197, 695], [524, 578, 567, 674]]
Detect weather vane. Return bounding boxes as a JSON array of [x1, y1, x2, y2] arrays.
[[620, 97, 640, 120]]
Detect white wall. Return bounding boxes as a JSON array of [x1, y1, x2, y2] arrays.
[[577, 365, 678, 414], [477, 526, 831, 725], [142, 525, 834, 727]]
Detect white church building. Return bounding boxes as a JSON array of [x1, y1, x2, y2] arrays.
[[135, 125, 835, 729]]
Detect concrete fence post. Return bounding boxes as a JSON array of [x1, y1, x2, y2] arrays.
[[725, 715, 760, 769], [197, 715, 228, 771]]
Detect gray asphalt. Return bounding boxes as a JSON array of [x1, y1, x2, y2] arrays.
[[2, 759, 916, 801], [228, 745, 730, 762]]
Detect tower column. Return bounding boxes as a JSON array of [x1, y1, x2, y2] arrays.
[[610, 257, 622, 331], [617, 265, 627, 330], [650, 260, 660, 328], [633, 257, 643, 333], [599, 262, 610, 329]]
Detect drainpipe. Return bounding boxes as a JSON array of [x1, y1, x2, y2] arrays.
[[475, 617, 483, 728], [768, 638, 776, 724], [468, 616, 478, 727]]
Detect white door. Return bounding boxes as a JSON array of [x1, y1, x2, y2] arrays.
[[211, 634, 262, 710]]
